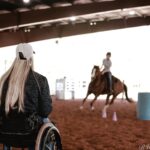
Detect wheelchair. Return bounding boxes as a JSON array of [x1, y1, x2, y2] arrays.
[[0, 119, 62, 150]]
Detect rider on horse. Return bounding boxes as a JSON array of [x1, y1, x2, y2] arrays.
[[81, 53, 133, 110], [100, 52, 113, 94]]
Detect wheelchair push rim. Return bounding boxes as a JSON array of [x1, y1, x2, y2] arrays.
[[35, 123, 62, 150]]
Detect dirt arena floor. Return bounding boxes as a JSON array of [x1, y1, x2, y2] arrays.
[[1, 98, 150, 150], [51, 99, 150, 150]]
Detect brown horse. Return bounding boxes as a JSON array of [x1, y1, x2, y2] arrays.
[[80, 65, 133, 111]]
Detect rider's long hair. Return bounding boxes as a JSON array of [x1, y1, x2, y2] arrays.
[[0, 57, 33, 114]]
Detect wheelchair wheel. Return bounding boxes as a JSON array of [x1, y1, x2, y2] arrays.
[[35, 123, 62, 150], [42, 128, 61, 150]]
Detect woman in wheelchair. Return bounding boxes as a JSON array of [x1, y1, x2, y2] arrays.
[[0, 43, 62, 150]]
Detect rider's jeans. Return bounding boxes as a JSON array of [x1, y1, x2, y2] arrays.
[[104, 72, 112, 91]]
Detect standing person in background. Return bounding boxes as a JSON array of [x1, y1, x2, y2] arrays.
[[100, 52, 113, 94], [0, 43, 52, 150]]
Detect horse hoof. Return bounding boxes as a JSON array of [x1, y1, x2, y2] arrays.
[[80, 106, 84, 110], [91, 106, 95, 111]]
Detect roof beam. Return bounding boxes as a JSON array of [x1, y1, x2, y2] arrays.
[[0, 0, 16, 4], [0, 0, 150, 29], [0, 16, 150, 47], [0, 0, 18, 11]]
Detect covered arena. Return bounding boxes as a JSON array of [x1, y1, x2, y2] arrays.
[[0, 0, 150, 150]]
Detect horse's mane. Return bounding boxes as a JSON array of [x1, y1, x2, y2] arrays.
[[91, 65, 101, 84], [93, 65, 99, 69]]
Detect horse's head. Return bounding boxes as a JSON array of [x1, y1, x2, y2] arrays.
[[91, 65, 101, 80]]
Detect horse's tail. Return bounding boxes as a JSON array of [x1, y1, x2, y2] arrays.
[[123, 84, 133, 103]]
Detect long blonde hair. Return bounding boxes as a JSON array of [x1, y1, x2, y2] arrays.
[[0, 57, 33, 114]]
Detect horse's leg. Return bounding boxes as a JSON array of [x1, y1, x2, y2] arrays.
[[102, 94, 111, 113], [80, 93, 90, 109], [90, 95, 98, 111], [105, 94, 111, 105], [109, 94, 117, 105]]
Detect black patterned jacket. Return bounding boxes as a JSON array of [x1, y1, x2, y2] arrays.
[[1, 69, 52, 118]]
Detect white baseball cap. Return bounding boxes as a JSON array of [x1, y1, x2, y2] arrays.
[[16, 43, 35, 60]]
